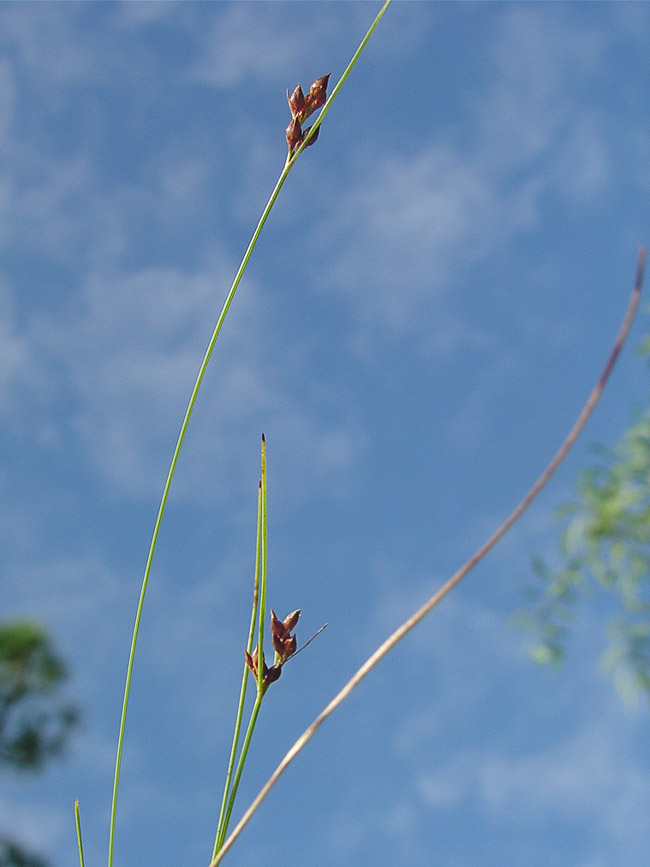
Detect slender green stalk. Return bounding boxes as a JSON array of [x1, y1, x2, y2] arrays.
[[214, 437, 269, 854], [257, 435, 268, 694], [109, 160, 290, 867], [108, 3, 392, 864], [108, 91, 316, 864], [75, 800, 85, 867], [216, 690, 265, 850], [212, 478, 263, 859]]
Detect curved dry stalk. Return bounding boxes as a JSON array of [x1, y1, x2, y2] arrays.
[[210, 248, 646, 866]]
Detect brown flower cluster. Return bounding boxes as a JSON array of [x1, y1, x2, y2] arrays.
[[270, 608, 300, 661], [244, 608, 301, 689], [285, 74, 331, 155]]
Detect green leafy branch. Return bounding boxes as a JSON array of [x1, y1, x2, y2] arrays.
[[515, 375, 650, 703]]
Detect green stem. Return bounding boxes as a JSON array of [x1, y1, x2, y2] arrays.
[[216, 690, 265, 851], [75, 800, 85, 867], [257, 435, 268, 694], [108, 161, 294, 867], [214, 437, 269, 854], [108, 3, 392, 863], [212, 478, 263, 859]]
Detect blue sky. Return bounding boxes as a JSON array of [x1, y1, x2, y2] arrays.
[[1, 3, 649, 866]]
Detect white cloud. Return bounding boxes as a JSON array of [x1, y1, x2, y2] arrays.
[[413, 710, 650, 860], [554, 111, 611, 203], [0, 41, 366, 507], [312, 136, 543, 349], [367, 576, 650, 857], [312, 6, 632, 356], [190, 4, 381, 93], [0, 5, 102, 94], [3, 250, 363, 507], [192, 5, 311, 89], [114, 2, 176, 29], [472, 8, 606, 168], [11, 153, 98, 261]]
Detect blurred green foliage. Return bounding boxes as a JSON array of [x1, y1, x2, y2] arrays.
[[514, 358, 650, 704], [0, 620, 79, 867], [0, 838, 46, 867]]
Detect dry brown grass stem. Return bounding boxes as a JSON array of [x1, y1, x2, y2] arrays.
[[210, 248, 646, 866]]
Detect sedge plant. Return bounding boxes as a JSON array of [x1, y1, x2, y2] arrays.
[[70, 0, 647, 863], [212, 435, 322, 856], [72, 3, 393, 865]]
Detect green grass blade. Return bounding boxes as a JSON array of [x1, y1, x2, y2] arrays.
[[109, 4, 392, 863], [75, 800, 85, 867], [216, 691, 265, 851], [257, 435, 268, 694], [213, 477, 263, 858], [108, 163, 293, 867]]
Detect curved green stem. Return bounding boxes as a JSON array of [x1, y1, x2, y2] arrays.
[[108, 163, 293, 867], [108, 3, 393, 863]]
